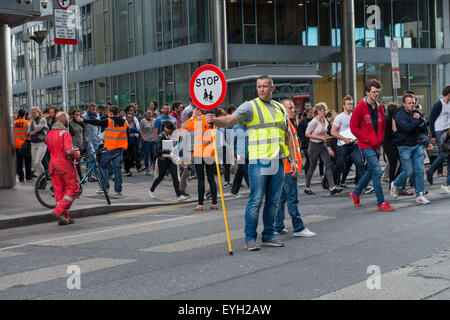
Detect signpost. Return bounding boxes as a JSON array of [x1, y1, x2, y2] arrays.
[[189, 64, 232, 255], [391, 40, 400, 101], [53, 0, 78, 113]]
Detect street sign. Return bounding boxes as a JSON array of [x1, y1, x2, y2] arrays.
[[56, 0, 72, 10], [391, 40, 401, 89], [189, 64, 227, 111], [54, 7, 77, 45]]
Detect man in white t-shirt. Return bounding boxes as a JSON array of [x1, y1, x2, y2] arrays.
[[331, 95, 366, 187]]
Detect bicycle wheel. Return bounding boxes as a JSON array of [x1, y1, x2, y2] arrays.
[[35, 171, 56, 209], [95, 166, 111, 205]]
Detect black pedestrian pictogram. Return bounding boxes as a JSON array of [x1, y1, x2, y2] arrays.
[[209, 91, 213, 102], [204, 89, 208, 102]]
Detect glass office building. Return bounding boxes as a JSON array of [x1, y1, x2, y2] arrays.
[[11, 0, 450, 117]]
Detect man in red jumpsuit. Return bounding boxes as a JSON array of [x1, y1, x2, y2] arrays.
[[46, 112, 80, 225]]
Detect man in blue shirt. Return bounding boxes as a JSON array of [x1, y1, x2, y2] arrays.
[[153, 103, 177, 140]]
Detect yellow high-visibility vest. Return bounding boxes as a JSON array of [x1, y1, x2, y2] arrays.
[[246, 98, 290, 160]]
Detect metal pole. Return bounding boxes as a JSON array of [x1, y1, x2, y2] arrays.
[[0, 24, 17, 189], [211, 0, 228, 70], [340, 0, 357, 102], [61, 44, 68, 113], [23, 24, 33, 109]]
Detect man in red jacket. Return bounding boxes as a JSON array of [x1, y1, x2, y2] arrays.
[[349, 79, 394, 211], [46, 112, 81, 225]]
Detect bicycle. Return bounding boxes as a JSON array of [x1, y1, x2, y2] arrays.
[[35, 147, 112, 209]]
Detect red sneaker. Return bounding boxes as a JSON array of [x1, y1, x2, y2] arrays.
[[377, 202, 394, 211], [350, 192, 361, 207]]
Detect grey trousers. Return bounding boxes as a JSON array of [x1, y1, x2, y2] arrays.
[[305, 141, 335, 189]]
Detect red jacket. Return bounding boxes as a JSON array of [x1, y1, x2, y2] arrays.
[[350, 98, 385, 150], [46, 122, 80, 162]]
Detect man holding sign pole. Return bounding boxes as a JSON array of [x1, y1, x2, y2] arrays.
[[206, 75, 298, 251]]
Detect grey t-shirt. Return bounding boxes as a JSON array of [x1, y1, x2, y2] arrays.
[[233, 99, 291, 158], [139, 118, 156, 142]]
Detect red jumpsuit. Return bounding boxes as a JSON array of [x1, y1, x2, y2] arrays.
[[46, 125, 80, 220]]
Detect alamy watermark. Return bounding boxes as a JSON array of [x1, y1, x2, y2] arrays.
[[366, 265, 381, 290], [66, 265, 81, 290]]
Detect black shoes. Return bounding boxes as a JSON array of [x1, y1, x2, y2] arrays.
[[304, 189, 316, 195], [426, 170, 433, 185], [330, 188, 343, 196]]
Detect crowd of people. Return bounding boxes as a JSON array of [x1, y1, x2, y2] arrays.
[[13, 77, 450, 250]]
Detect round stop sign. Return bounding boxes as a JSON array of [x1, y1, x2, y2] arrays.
[[189, 64, 227, 111]]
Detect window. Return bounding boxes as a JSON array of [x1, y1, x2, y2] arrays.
[[393, 0, 419, 48], [189, 0, 209, 44], [256, 0, 274, 44], [276, 0, 306, 46], [227, 0, 242, 44], [172, 0, 189, 47]]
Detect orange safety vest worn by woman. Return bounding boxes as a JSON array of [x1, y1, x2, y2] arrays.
[[14, 118, 30, 149], [283, 119, 302, 174], [104, 118, 128, 150], [182, 115, 215, 158]]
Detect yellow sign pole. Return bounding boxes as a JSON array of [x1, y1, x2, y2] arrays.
[[212, 125, 233, 255]]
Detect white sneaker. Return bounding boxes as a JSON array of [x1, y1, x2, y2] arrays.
[[364, 185, 374, 194], [416, 193, 431, 205], [177, 195, 188, 201], [441, 184, 450, 194], [390, 181, 399, 199], [293, 228, 317, 237], [148, 190, 155, 198], [96, 188, 107, 194]]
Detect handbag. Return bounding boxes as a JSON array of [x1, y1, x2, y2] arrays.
[[19, 140, 31, 157]]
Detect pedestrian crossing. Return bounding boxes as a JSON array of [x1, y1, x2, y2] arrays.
[[0, 211, 335, 295], [143, 215, 334, 253], [0, 258, 135, 292]]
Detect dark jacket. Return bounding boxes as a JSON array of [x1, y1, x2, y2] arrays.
[[83, 116, 130, 138], [429, 100, 443, 138], [393, 107, 429, 147], [298, 117, 312, 149]]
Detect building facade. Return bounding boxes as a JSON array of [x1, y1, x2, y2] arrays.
[[11, 0, 450, 117]]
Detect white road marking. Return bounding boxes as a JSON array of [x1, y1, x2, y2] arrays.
[[0, 258, 135, 291], [142, 215, 335, 253]]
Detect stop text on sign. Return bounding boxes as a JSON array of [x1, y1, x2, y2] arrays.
[[190, 64, 227, 111]]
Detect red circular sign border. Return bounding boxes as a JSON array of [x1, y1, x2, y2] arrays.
[[57, 0, 72, 10], [189, 64, 227, 111]]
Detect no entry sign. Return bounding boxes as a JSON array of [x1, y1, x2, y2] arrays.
[[189, 64, 227, 111]]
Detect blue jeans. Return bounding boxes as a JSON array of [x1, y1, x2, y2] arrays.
[[429, 130, 450, 185], [86, 140, 100, 155], [245, 159, 285, 242], [334, 144, 366, 185], [142, 141, 157, 170], [275, 174, 305, 233], [353, 148, 384, 205], [100, 149, 123, 193], [394, 145, 425, 196]]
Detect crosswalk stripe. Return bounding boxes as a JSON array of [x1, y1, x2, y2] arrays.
[[141, 215, 335, 253], [2, 210, 243, 249], [0, 251, 24, 259], [0, 258, 135, 291]]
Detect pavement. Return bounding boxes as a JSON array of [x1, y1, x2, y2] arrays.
[[0, 166, 332, 230]]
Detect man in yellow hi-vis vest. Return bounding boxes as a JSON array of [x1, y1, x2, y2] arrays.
[[206, 75, 298, 251]]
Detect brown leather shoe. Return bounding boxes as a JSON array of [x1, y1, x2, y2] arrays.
[[210, 204, 219, 210], [398, 190, 413, 196], [194, 205, 204, 211]]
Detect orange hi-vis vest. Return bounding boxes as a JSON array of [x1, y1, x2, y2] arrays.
[[14, 118, 30, 149], [104, 118, 128, 150], [182, 116, 215, 158], [283, 119, 302, 174]]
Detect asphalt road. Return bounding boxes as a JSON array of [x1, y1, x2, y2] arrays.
[[0, 180, 450, 300]]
